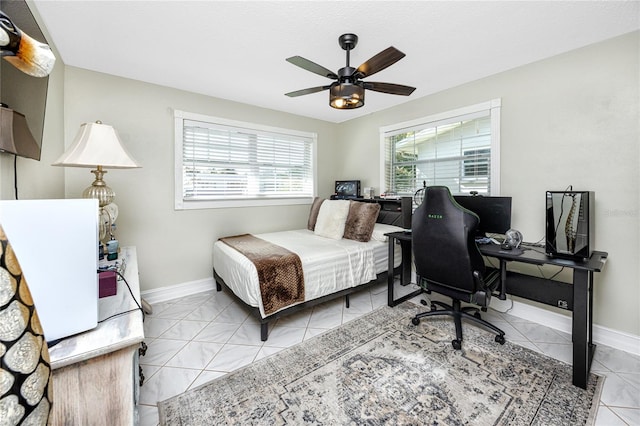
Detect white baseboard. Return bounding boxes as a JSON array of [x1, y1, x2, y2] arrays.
[[140, 278, 216, 305], [141, 279, 640, 357], [490, 297, 640, 356]]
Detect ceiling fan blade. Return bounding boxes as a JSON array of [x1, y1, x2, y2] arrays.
[[364, 82, 416, 96], [285, 85, 332, 97], [355, 46, 406, 78], [286, 56, 338, 80]]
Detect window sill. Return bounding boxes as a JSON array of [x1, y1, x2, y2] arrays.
[[175, 197, 313, 210]]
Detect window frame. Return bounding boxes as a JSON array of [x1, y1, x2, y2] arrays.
[[379, 99, 502, 197], [174, 110, 317, 210]]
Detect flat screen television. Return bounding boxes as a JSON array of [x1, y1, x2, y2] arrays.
[[0, 0, 50, 160], [454, 195, 512, 236], [334, 180, 361, 199]]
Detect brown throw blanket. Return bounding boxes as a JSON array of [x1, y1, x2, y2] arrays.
[[220, 234, 304, 315]]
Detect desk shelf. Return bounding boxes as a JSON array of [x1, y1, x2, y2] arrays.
[[503, 271, 573, 310]]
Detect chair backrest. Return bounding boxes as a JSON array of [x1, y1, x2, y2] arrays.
[[412, 186, 486, 293]]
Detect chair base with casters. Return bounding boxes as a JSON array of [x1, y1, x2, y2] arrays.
[[412, 293, 506, 350]]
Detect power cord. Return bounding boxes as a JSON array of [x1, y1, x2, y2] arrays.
[[97, 269, 145, 323], [46, 269, 144, 348], [14, 155, 19, 200], [490, 296, 514, 314], [536, 264, 565, 281]]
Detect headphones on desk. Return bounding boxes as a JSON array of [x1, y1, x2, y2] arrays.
[[504, 229, 523, 249]]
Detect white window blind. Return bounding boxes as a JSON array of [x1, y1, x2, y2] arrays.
[[175, 111, 316, 209], [380, 99, 501, 197]]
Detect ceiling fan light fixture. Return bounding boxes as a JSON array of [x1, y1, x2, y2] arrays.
[[286, 33, 414, 109], [329, 83, 364, 109]]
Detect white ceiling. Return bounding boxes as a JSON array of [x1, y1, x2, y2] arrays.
[[32, 1, 640, 123]]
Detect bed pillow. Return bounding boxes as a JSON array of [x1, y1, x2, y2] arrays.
[[371, 223, 405, 242], [314, 200, 351, 239], [307, 197, 325, 230], [343, 201, 381, 242]]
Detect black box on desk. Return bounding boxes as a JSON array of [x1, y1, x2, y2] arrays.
[[99, 271, 117, 298], [545, 191, 594, 261]]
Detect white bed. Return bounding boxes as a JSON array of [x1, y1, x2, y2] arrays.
[[213, 226, 402, 318], [212, 197, 412, 341]]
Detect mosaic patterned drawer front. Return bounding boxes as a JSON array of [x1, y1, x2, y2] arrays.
[[0, 225, 53, 425]]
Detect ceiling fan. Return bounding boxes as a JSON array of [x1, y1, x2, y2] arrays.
[[285, 33, 416, 110]]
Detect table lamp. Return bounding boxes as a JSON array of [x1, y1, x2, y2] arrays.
[[53, 120, 141, 242]]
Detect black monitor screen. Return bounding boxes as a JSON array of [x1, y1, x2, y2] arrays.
[[334, 180, 360, 199], [453, 195, 512, 235]]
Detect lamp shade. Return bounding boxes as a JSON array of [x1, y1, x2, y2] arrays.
[[0, 105, 40, 160], [52, 121, 141, 168], [329, 83, 365, 109]]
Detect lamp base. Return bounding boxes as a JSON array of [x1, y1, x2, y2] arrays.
[[82, 166, 119, 243], [83, 166, 115, 207], [98, 203, 118, 244]]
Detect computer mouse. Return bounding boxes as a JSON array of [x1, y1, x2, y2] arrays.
[[501, 242, 512, 250]]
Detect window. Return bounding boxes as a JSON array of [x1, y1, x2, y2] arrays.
[[175, 110, 316, 209], [463, 148, 490, 177], [380, 99, 501, 197]]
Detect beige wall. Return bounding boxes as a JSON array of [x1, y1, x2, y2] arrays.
[[61, 67, 340, 293], [335, 32, 640, 335]]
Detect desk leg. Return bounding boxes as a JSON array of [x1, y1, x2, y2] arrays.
[[387, 236, 396, 307], [387, 236, 422, 307], [572, 268, 594, 389], [400, 239, 411, 286], [498, 259, 508, 300]]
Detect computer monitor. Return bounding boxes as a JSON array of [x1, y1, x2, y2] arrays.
[[334, 180, 361, 199], [453, 195, 512, 236]]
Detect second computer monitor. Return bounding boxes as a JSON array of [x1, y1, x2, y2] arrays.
[[453, 195, 512, 236]]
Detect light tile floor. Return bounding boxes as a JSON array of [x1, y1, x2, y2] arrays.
[[138, 281, 640, 425]]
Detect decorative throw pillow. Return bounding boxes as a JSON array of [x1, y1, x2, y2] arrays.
[[314, 200, 351, 239], [307, 197, 325, 231], [343, 201, 381, 242]]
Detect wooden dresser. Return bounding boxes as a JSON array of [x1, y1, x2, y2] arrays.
[[48, 247, 145, 425]]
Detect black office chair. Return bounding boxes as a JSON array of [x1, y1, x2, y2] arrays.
[[411, 186, 506, 350]]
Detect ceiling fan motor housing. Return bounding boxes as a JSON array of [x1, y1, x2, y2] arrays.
[[338, 66, 356, 82], [338, 33, 358, 51]]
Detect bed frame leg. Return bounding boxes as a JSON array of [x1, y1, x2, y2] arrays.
[[261, 323, 268, 341], [345, 295, 350, 308], [215, 281, 221, 291]]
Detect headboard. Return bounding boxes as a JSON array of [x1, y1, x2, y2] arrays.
[[347, 197, 412, 228]]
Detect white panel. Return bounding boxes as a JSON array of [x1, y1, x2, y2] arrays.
[[0, 199, 99, 341]]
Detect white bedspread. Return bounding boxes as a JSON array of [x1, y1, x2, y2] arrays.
[[213, 228, 401, 317]]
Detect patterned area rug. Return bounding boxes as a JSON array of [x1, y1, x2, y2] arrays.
[[158, 303, 603, 425]]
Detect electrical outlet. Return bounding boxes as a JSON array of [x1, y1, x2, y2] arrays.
[[557, 300, 569, 309]]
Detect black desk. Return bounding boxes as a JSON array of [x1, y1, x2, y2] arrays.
[[385, 231, 608, 389]]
